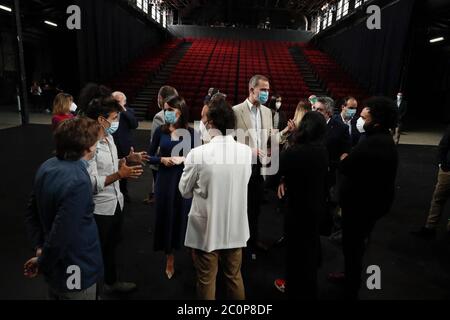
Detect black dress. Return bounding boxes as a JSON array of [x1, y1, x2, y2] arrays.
[[149, 126, 195, 253], [279, 142, 329, 300]]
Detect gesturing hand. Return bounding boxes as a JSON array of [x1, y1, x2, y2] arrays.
[[278, 182, 286, 200], [127, 147, 150, 165], [119, 159, 143, 179], [24, 257, 39, 279]]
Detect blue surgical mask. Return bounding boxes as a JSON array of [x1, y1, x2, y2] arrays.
[[165, 110, 178, 124], [258, 91, 269, 105], [346, 109, 357, 119], [106, 121, 119, 135]]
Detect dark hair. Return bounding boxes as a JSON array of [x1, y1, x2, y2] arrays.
[[158, 86, 179, 108], [207, 97, 236, 135], [54, 117, 101, 161], [78, 83, 112, 114], [268, 95, 281, 110], [293, 111, 327, 145], [363, 96, 398, 131], [84, 97, 122, 120], [204, 88, 220, 105], [340, 96, 356, 108], [161, 96, 189, 133]]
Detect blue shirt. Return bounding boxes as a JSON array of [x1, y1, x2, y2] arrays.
[[25, 157, 103, 292]]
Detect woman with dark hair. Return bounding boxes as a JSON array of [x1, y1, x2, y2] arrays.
[[149, 96, 196, 279], [78, 83, 113, 115], [268, 94, 288, 132], [275, 111, 329, 300]]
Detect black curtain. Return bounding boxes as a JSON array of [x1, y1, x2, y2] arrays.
[[76, 0, 165, 85], [314, 0, 416, 97]]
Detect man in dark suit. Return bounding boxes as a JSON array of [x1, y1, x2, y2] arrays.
[[112, 91, 139, 203], [329, 97, 399, 300], [333, 96, 361, 147], [313, 97, 351, 235], [394, 92, 408, 145]]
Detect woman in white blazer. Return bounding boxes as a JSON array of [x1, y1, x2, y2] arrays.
[[179, 96, 252, 300]]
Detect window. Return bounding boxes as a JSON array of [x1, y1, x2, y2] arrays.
[[151, 3, 157, 19], [336, 0, 343, 20], [143, 0, 148, 14], [317, 15, 322, 33], [342, 0, 349, 16], [322, 13, 327, 29], [327, 9, 333, 27], [355, 0, 362, 8], [136, 0, 143, 10]]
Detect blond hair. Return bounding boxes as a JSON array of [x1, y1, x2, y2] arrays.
[[53, 93, 73, 115], [293, 100, 312, 128]]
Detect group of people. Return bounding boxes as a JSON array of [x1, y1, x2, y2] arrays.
[[24, 74, 401, 301]]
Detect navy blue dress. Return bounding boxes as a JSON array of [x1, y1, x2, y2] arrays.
[[149, 126, 195, 253]]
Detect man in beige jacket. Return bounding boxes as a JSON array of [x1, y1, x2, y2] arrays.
[[233, 75, 294, 259]]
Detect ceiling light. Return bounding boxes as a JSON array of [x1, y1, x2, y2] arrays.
[[430, 37, 444, 43], [44, 20, 58, 27], [0, 4, 12, 12]]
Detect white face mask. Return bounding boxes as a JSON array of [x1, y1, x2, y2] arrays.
[[356, 117, 366, 133], [70, 102, 78, 113], [199, 121, 210, 142], [276, 102, 282, 110]]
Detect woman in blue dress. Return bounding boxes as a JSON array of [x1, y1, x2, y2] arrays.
[[149, 96, 195, 279]]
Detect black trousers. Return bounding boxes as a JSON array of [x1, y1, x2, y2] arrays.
[[119, 179, 128, 196], [247, 165, 264, 247], [95, 205, 124, 286], [342, 209, 377, 300]]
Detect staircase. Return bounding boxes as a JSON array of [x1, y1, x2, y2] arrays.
[[289, 47, 328, 97], [130, 42, 192, 120]]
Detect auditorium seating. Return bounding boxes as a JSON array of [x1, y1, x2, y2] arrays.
[[107, 38, 368, 120], [299, 43, 368, 103], [108, 39, 182, 102]]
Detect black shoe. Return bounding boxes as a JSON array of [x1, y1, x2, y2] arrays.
[[411, 227, 436, 239]]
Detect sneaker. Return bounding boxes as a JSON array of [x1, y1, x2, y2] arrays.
[[410, 227, 436, 239], [104, 282, 137, 294], [274, 279, 286, 293]]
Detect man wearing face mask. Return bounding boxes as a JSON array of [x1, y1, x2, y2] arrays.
[[85, 97, 149, 296], [198, 88, 221, 144], [112, 92, 139, 203], [329, 97, 399, 300], [313, 97, 351, 236], [333, 96, 361, 147], [233, 75, 295, 258], [24, 117, 104, 300]]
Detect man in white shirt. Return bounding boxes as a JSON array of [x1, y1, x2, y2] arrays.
[[179, 97, 252, 300], [85, 97, 148, 295]]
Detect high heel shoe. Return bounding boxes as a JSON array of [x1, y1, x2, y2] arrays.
[[165, 255, 175, 280]]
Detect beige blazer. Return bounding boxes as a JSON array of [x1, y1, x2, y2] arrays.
[[233, 100, 285, 149]]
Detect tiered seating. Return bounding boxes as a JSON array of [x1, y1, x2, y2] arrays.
[[199, 40, 239, 115], [110, 38, 368, 121], [237, 41, 270, 104], [167, 39, 217, 118], [108, 39, 182, 102], [265, 41, 310, 118], [300, 43, 368, 102]]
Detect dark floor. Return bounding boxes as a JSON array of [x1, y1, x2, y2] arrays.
[[1, 124, 450, 300]]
